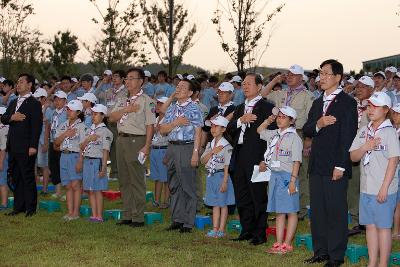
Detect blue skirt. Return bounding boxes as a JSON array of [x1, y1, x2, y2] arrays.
[[37, 148, 48, 168], [204, 171, 235, 207], [149, 148, 168, 182], [0, 154, 8, 186], [60, 153, 82, 186], [83, 158, 108, 191], [267, 171, 299, 213]]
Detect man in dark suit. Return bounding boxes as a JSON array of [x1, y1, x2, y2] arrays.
[[227, 73, 275, 246], [2, 73, 43, 217], [303, 60, 357, 267]]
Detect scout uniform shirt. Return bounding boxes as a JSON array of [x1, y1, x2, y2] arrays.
[[201, 137, 232, 174], [355, 98, 369, 130], [111, 90, 156, 135], [152, 116, 169, 147], [0, 123, 9, 150], [260, 127, 303, 172], [349, 119, 400, 195], [267, 86, 314, 129], [48, 107, 67, 142], [105, 85, 127, 112], [55, 119, 86, 152], [81, 123, 113, 158]]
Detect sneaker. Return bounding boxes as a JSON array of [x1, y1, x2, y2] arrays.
[[206, 230, 217, 238], [68, 216, 80, 221], [266, 242, 282, 254], [280, 243, 293, 254], [216, 231, 225, 238], [62, 214, 71, 221], [152, 201, 160, 208]]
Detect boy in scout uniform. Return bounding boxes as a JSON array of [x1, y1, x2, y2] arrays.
[[109, 68, 156, 228]]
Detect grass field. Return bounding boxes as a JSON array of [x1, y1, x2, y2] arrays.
[[1, 178, 399, 267]]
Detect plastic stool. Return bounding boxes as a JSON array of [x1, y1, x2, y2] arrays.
[[79, 205, 92, 217], [390, 252, 400, 266], [266, 226, 286, 239], [345, 244, 368, 264], [194, 215, 212, 230], [227, 220, 242, 233], [7, 197, 13, 208], [102, 190, 121, 201], [295, 233, 313, 251], [39, 200, 61, 212], [144, 212, 163, 225], [36, 184, 55, 192], [103, 209, 123, 220], [146, 191, 154, 203]]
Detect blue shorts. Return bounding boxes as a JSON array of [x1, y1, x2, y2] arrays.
[[60, 152, 82, 186], [149, 147, 168, 182], [204, 171, 235, 207], [83, 158, 108, 191], [0, 154, 8, 186], [37, 146, 48, 168], [267, 171, 300, 214], [360, 192, 397, 229]]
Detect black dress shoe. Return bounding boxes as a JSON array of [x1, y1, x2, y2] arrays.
[[5, 210, 23, 216], [179, 227, 192, 233], [166, 222, 184, 231], [249, 237, 266, 246], [304, 255, 330, 264], [25, 211, 36, 217], [116, 220, 132, 226], [231, 232, 253, 241], [348, 228, 362, 237], [129, 222, 145, 228], [352, 224, 366, 231], [324, 260, 344, 267]]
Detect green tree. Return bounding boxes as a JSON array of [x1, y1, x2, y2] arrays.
[[211, 0, 284, 72], [84, 0, 148, 72], [48, 30, 79, 76], [140, 0, 197, 75]]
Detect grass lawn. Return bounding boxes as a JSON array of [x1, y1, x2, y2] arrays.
[[1, 178, 399, 267]]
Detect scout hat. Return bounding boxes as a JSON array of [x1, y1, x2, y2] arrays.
[[272, 106, 297, 120]]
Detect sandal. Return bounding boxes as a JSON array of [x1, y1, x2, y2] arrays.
[[215, 231, 225, 238], [206, 230, 217, 238], [280, 243, 293, 254], [266, 242, 282, 254]]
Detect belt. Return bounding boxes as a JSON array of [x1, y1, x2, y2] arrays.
[[209, 169, 224, 174], [84, 156, 101, 160], [168, 140, 194, 145], [118, 133, 145, 137], [62, 151, 79, 154], [152, 145, 168, 149]]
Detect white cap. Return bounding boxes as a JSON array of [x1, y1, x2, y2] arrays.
[[71, 77, 78, 83], [272, 106, 297, 120], [218, 82, 234, 92], [35, 79, 39, 85], [67, 100, 83, 112], [156, 96, 169, 103], [385, 66, 397, 73], [175, 74, 183, 80], [77, 92, 97, 104], [394, 72, 400, 79], [54, 90, 67, 99], [373, 71, 386, 79], [186, 74, 195, 81], [210, 116, 229, 127], [93, 75, 100, 85], [229, 75, 242, 83], [0, 77, 5, 83], [288, 64, 304, 75], [91, 104, 108, 115], [33, 88, 48, 98], [362, 92, 392, 108], [144, 70, 151, 77], [103, 69, 112, 76], [392, 103, 400, 113], [358, 76, 374, 88], [315, 75, 320, 82], [0, 107, 6, 115], [346, 76, 355, 84], [303, 74, 309, 83]]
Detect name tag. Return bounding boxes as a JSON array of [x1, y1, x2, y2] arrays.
[[374, 145, 387, 151], [279, 150, 291, 156], [271, 161, 280, 168]]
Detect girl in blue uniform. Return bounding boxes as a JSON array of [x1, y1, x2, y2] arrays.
[[0, 107, 8, 210], [54, 100, 86, 221], [79, 104, 113, 222], [390, 102, 400, 240]]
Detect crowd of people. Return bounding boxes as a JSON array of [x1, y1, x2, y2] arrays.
[[1, 59, 399, 267]]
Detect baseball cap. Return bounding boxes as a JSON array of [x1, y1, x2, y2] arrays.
[[54, 90, 67, 99], [218, 82, 234, 92], [0, 77, 5, 83], [77, 92, 97, 104], [229, 75, 242, 83], [315, 75, 320, 82], [346, 76, 355, 84], [103, 69, 112, 76], [303, 74, 309, 83], [186, 74, 195, 81], [394, 72, 400, 79], [392, 103, 400, 113], [175, 74, 183, 80], [385, 66, 397, 73], [272, 106, 297, 119], [0, 107, 6, 115], [33, 88, 48, 98], [91, 104, 108, 115], [358, 76, 374, 88], [67, 100, 83, 112], [362, 92, 392, 108], [288, 64, 304, 75], [144, 70, 151, 77], [210, 116, 229, 127], [93, 76, 100, 85], [373, 71, 386, 79], [156, 96, 169, 103], [71, 77, 78, 83]]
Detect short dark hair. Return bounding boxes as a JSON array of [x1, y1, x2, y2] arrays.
[[113, 69, 126, 79], [18, 73, 35, 91], [157, 70, 167, 77], [2, 79, 14, 88], [60, 75, 72, 82], [127, 67, 145, 86], [191, 80, 201, 93], [246, 73, 263, 85], [208, 76, 219, 84], [182, 78, 194, 92], [320, 59, 344, 81]]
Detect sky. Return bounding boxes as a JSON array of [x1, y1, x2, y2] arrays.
[[27, 0, 400, 73]]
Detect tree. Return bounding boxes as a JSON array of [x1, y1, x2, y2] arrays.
[[84, 0, 148, 72], [48, 30, 79, 76], [140, 0, 197, 75], [211, 0, 284, 72], [0, 0, 45, 78]]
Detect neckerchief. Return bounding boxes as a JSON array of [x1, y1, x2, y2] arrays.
[[82, 123, 106, 155], [263, 127, 296, 169], [363, 119, 393, 166], [239, 95, 262, 144], [323, 87, 342, 116], [119, 90, 143, 124], [207, 137, 229, 176]]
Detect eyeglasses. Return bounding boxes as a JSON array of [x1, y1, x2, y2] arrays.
[[319, 71, 335, 77], [124, 77, 142, 82]]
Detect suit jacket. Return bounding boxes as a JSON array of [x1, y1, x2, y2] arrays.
[[227, 98, 276, 173], [1, 96, 43, 154], [302, 91, 357, 178]]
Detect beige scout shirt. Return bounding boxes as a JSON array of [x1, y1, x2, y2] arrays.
[[349, 121, 400, 195], [260, 128, 303, 173], [267, 89, 314, 129], [112, 93, 156, 135], [0, 125, 9, 150], [55, 120, 86, 152], [201, 137, 233, 171], [80, 123, 113, 158]]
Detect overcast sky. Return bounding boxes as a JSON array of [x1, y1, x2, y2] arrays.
[[27, 0, 400, 72]]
